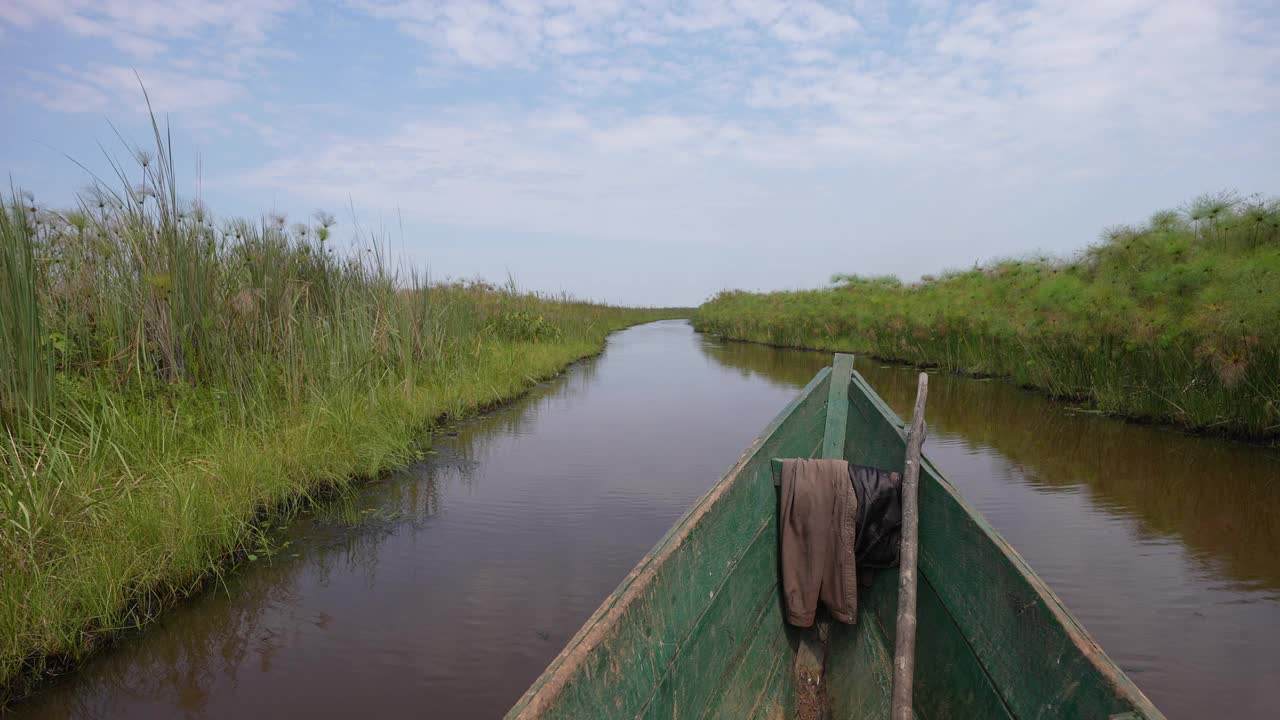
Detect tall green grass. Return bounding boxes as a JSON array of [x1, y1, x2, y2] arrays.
[[0, 119, 682, 700], [694, 193, 1280, 439]]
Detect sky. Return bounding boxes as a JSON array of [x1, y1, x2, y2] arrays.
[[1, 0, 1277, 306]]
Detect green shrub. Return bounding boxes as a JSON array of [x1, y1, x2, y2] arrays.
[[490, 310, 563, 342]]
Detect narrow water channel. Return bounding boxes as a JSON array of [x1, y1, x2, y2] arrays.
[[13, 321, 1280, 718]]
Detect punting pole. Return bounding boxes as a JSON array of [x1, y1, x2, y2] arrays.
[[891, 372, 929, 720]]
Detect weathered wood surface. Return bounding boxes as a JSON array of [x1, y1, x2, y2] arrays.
[[508, 358, 1166, 720], [891, 372, 929, 720]]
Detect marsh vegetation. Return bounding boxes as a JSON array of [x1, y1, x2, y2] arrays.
[[0, 118, 681, 700], [695, 195, 1280, 439]]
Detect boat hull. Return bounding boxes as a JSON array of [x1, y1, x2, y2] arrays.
[[507, 361, 1163, 719]]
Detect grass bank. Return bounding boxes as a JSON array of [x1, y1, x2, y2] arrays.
[[0, 122, 684, 701], [694, 194, 1280, 440]]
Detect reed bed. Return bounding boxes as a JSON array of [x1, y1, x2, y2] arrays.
[[0, 119, 681, 700], [694, 194, 1280, 440]]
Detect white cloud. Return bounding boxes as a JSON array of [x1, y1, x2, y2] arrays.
[[23, 64, 244, 115], [351, 0, 1276, 162], [232, 0, 1279, 265], [770, 1, 860, 43], [5, 0, 1278, 301], [354, 0, 862, 68], [0, 0, 296, 57], [590, 114, 707, 153], [236, 109, 783, 249], [2, 0, 298, 118]]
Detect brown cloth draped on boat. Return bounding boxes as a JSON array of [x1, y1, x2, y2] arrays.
[[780, 458, 858, 627]]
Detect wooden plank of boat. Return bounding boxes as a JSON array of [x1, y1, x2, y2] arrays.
[[506, 353, 1164, 719]]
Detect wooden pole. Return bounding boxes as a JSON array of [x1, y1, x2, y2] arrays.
[[891, 372, 929, 720]]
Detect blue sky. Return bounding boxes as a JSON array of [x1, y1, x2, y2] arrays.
[[2, 1, 1277, 306]]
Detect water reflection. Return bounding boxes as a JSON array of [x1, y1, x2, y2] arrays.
[[696, 334, 830, 387], [701, 337, 1280, 592], [22, 366, 595, 719]]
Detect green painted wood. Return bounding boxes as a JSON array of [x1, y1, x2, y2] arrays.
[[506, 368, 831, 719], [840, 370, 1165, 720], [637, 522, 781, 720], [832, 567, 1014, 720], [701, 586, 792, 720], [823, 352, 855, 460], [827, 593, 896, 720], [508, 357, 1166, 720], [748, 651, 796, 720], [766, 350, 852, 485]]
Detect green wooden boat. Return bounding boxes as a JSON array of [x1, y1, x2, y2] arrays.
[[508, 354, 1164, 719]]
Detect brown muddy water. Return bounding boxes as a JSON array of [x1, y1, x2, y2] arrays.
[[11, 320, 1280, 718]]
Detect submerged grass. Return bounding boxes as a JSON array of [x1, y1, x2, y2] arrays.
[[0, 115, 683, 701], [694, 193, 1280, 440]]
